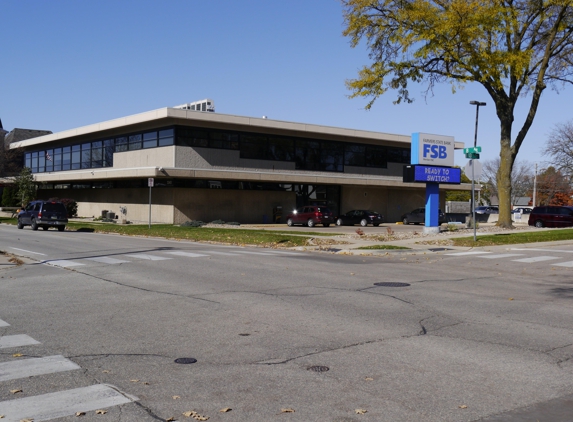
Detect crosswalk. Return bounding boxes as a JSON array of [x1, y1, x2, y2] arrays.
[[0, 318, 137, 421], [9, 247, 304, 269], [444, 247, 573, 268]]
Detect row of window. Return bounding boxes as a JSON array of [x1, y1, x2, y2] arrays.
[[40, 179, 296, 191], [25, 126, 410, 174]]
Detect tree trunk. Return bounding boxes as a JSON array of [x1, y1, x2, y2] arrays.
[[497, 119, 515, 228]]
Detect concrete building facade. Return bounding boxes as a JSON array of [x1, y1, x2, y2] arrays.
[[10, 107, 468, 224]]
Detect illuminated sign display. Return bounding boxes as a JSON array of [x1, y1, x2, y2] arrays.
[[411, 133, 455, 167], [403, 165, 461, 184]]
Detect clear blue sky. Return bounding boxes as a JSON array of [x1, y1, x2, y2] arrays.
[[2, 0, 571, 169]]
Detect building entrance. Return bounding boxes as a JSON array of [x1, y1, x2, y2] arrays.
[[294, 184, 340, 216]]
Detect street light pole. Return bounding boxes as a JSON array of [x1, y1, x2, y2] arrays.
[[470, 100, 486, 241]]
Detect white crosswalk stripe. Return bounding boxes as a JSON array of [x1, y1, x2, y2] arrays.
[[511, 248, 573, 253], [445, 251, 492, 256], [123, 253, 172, 261], [85, 256, 130, 264], [43, 260, 85, 268], [25, 248, 306, 271], [0, 355, 80, 382], [198, 250, 242, 256], [0, 323, 138, 419], [165, 251, 209, 258], [0, 334, 41, 349], [477, 254, 525, 259], [553, 261, 573, 267], [0, 384, 137, 421], [511, 256, 560, 263]]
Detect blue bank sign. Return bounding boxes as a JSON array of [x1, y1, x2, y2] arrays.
[[411, 133, 455, 167]]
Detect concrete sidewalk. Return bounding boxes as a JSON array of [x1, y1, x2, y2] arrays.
[[290, 222, 573, 255]]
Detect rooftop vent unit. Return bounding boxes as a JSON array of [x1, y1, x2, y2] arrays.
[[173, 99, 215, 112]]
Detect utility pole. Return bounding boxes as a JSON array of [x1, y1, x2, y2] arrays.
[[533, 163, 538, 207], [470, 101, 486, 241]]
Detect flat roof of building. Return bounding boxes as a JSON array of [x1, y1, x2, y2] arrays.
[[10, 107, 465, 150]]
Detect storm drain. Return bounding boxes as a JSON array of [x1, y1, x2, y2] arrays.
[[307, 366, 329, 373], [174, 358, 197, 364], [373, 282, 411, 287]]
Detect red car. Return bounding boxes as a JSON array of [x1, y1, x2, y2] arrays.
[[286, 206, 334, 227], [528, 206, 573, 228]]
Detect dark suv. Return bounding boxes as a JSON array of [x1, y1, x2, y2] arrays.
[[286, 206, 334, 227], [528, 206, 573, 228], [17, 200, 68, 231]]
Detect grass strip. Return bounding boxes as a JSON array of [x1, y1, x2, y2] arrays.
[[0, 218, 313, 248], [451, 228, 573, 247]]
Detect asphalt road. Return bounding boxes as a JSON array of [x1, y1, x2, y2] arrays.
[[0, 224, 572, 421]]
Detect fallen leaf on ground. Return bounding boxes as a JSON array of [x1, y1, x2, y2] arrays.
[[143, 382, 150, 385], [75, 412, 86, 416], [10, 389, 22, 394], [166, 418, 177, 422], [183, 411, 197, 417], [508, 298, 514, 300], [355, 409, 367, 414], [130, 379, 139, 382], [280, 408, 295, 413], [459, 405, 468, 409], [20, 419, 33, 422], [173, 395, 181, 399], [95, 409, 107, 414], [364, 377, 374, 381], [102, 370, 110, 373], [12, 353, 23, 357], [0, 415, 4, 419], [219, 408, 232, 412]]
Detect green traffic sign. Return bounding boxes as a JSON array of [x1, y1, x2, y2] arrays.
[[465, 153, 480, 159], [463, 146, 482, 154]]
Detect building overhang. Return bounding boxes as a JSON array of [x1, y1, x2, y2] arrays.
[[10, 107, 465, 150], [32, 166, 472, 190]]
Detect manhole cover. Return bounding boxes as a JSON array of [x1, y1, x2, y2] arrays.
[[307, 365, 329, 373], [174, 358, 197, 364], [373, 282, 411, 287]]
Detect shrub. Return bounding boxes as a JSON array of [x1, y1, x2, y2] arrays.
[[210, 219, 226, 225], [446, 223, 459, 231], [226, 222, 240, 226], [181, 220, 206, 227], [1, 187, 19, 207], [48, 197, 78, 217]]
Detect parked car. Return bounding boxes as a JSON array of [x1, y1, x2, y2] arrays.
[[401, 207, 446, 225], [474, 206, 499, 214], [336, 210, 384, 227], [286, 206, 334, 227], [528, 206, 573, 228], [17, 200, 68, 231]]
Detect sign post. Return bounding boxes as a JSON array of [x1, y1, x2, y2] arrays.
[[463, 147, 482, 241], [148, 178, 154, 229]]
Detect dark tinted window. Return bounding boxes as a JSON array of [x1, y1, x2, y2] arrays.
[[43, 202, 66, 213]]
